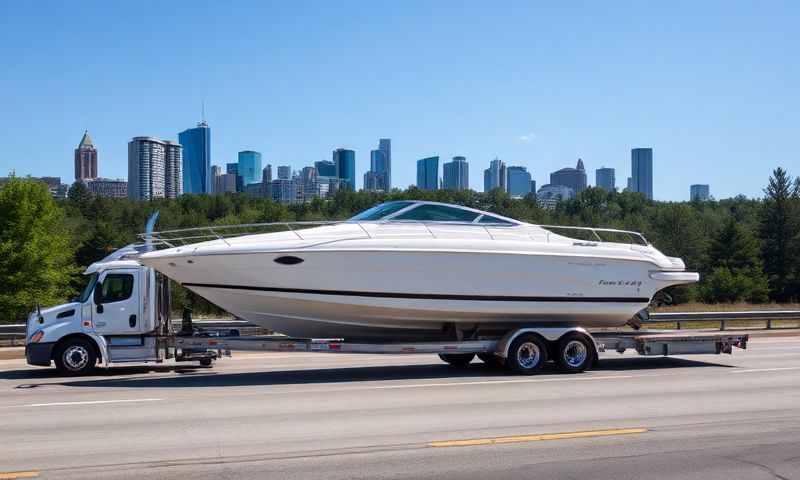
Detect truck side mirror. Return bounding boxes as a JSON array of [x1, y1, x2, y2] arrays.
[[93, 281, 104, 314]]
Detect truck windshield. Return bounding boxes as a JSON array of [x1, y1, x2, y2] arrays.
[[77, 273, 98, 303]]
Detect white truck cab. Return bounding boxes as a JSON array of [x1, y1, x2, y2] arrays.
[[25, 247, 182, 375]]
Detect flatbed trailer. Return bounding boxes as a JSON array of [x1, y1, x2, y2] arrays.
[[170, 327, 749, 374]]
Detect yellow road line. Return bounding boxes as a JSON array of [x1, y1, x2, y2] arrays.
[[0, 471, 39, 479], [429, 427, 648, 448]]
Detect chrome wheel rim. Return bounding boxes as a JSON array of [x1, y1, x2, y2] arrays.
[[563, 340, 588, 368], [64, 345, 90, 371], [517, 342, 541, 369]]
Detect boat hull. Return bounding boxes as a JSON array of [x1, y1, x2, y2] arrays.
[[144, 247, 677, 339]]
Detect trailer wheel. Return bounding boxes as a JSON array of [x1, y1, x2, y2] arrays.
[[506, 334, 547, 374], [555, 333, 594, 373], [477, 352, 505, 369], [438, 353, 475, 368], [199, 358, 213, 367], [54, 338, 97, 376]]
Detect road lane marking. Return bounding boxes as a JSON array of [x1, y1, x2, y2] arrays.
[[429, 427, 648, 447], [0, 471, 39, 479], [732, 367, 800, 374], [19, 398, 163, 408], [373, 375, 637, 389]]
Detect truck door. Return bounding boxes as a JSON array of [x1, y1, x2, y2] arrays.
[[92, 269, 141, 334]]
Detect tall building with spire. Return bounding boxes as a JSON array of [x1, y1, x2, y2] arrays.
[[178, 118, 211, 194], [74, 130, 97, 181]]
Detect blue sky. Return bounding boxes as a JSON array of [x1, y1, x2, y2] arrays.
[[0, 0, 797, 200]]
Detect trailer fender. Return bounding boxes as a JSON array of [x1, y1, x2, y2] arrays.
[[496, 327, 599, 359]]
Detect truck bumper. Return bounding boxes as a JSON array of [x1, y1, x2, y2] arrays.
[[26, 342, 55, 366]]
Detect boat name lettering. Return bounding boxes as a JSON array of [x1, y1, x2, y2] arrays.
[[599, 280, 643, 287]]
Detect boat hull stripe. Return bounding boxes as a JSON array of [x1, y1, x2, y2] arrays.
[[182, 283, 650, 303]]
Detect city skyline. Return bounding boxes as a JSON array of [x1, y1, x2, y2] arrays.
[[2, 2, 797, 200]]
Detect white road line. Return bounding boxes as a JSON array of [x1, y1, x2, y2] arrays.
[[373, 374, 638, 389], [731, 367, 800, 374], [19, 398, 163, 408]]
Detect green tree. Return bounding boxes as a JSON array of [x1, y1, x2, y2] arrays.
[[759, 167, 800, 301], [701, 218, 769, 303], [0, 179, 78, 323]]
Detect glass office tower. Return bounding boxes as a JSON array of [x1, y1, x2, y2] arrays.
[[416, 156, 439, 191], [333, 148, 356, 190], [442, 156, 469, 190], [238, 150, 262, 186], [506, 166, 532, 197], [631, 148, 653, 199], [178, 121, 211, 194]]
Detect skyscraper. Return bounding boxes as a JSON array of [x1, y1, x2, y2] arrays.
[[277, 165, 291, 180], [550, 158, 587, 194], [690, 184, 710, 201], [442, 156, 469, 191], [74, 130, 97, 181], [631, 148, 653, 199], [333, 148, 356, 190], [416, 156, 439, 190], [506, 166, 532, 197], [238, 151, 262, 186], [262, 164, 272, 183], [127, 137, 182, 200], [483, 158, 507, 192], [595, 167, 616, 191], [178, 120, 211, 194], [314, 160, 336, 177], [211, 165, 221, 193], [379, 138, 391, 190], [364, 144, 390, 192]]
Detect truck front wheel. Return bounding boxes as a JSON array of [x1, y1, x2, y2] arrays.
[[54, 338, 97, 376]]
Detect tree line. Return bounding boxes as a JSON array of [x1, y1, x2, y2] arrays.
[[0, 167, 798, 323]]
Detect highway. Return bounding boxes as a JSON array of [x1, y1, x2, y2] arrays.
[[1, 335, 799, 479]]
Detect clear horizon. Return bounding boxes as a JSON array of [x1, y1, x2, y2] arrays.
[[1, 1, 798, 200]]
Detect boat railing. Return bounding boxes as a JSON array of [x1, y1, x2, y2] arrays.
[[139, 220, 649, 249]]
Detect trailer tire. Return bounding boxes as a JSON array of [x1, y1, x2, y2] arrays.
[[438, 353, 475, 368], [199, 358, 213, 367], [555, 333, 594, 373], [506, 334, 547, 374], [54, 338, 97, 376]]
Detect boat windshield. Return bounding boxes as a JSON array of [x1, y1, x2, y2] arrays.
[[393, 204, 480, 222], [349, 201, 414, 221]]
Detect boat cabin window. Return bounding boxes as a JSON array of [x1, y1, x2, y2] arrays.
[[477, 214, 513, 225], [393, 204, 480, 222], [350, 201, 414, 221]]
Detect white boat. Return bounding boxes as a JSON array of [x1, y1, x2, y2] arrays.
[[139, 201, 698, 340]]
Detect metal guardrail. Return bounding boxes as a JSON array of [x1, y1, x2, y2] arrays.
[[646, 310, 800, 330]]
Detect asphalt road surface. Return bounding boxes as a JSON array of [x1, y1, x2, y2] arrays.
[[1, 335, 799, 479]]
